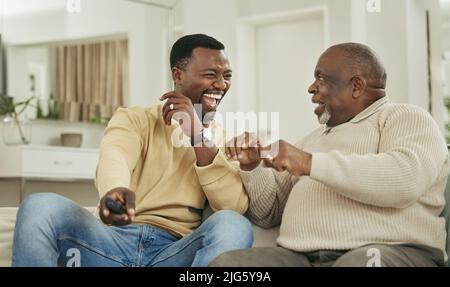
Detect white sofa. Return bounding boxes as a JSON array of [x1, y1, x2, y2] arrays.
[[0, 206, 278, 267], [0, 207, 17, 267]]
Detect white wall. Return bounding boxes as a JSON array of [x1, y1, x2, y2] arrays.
[[351, 0, 367, 43], [353, 0, 445, 132], [365, 0, 409, 105], [173, 0, 184, 27], [406, 0, 428, 109], [183, 0, 239, 114], [238, 0, 352, 45], [443, 26, 450, 51]]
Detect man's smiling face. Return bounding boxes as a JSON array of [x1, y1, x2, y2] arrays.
[[175, 47, 232, 121], [307, 49, 356, 127]]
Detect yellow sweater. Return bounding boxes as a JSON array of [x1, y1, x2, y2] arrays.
[[241, 97, 449, 259], [96, 105, 248, 237]]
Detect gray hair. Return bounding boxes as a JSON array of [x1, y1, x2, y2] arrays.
[[329, 43, 387, 89]]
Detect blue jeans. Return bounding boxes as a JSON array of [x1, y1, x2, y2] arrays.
[[12, 193, 253, 267]]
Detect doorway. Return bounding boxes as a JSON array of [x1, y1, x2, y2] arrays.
[[237, 7, 328, 143]]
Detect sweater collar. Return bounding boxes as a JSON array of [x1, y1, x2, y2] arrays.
[[322, 97, 388, 134], [349, 96, 388, 124]]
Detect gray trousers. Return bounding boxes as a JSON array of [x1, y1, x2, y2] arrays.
[[209, 244, 445, 267]]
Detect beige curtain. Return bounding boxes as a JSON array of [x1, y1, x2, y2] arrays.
[[55, 39, 129, 123]]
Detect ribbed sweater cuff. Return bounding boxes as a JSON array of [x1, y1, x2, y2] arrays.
[[194, 150, 234, 185], [310, 152, 330, 182], [240, 164, 273, 197]]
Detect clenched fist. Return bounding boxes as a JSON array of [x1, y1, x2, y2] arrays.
[[261, 140, 312, 176], [226, 133, 312, 176], [99, 187, 136, 226], [225, 132, 262, 171]]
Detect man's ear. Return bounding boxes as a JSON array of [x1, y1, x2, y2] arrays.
[[351, 76, 366, 99], [172, 67, 184, 87]]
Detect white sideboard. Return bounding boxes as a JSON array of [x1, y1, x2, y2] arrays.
[[0, 145, 99, 202], [0, 145, 99, 179]]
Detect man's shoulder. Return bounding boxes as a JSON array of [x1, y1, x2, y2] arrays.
[[113, 105, 162, 124], [376, 103, 439, 132], [380, 103, 432, 120]]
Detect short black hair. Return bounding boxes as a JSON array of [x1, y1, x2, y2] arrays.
[[170, 34, 225, 70], [330, 43, 387, 89]]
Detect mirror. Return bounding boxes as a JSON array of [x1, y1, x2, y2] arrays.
[[6, 45, 55, 120], [4, 36, 129, 124], [0, 0, 180, 124]]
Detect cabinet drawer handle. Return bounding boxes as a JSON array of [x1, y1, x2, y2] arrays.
[[53, 160, 73, 166]]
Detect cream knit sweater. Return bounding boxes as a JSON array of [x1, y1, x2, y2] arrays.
[[241, 97, 449, 258]]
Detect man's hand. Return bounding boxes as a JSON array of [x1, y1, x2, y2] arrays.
[[262, 140, 312, 177], [160, 91, 203, 138], [225, 132, 262, 171], [99, 187, 136, 226]]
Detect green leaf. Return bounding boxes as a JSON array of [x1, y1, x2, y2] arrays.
[[0, 94, 36, 117]]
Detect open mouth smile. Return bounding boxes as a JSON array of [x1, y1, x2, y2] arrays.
[[201, 93, 223, 110]]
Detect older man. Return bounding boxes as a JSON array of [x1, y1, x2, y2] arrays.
[[211, 43, 449, 267]]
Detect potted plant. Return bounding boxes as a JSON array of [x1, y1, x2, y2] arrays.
[[0, 94, 35, 145], [36, 93, 59, 120]]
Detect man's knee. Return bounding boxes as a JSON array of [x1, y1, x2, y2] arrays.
[[204, 210, 253, 248], [17, 193, 75, 227], [20, 193, 61, 215]]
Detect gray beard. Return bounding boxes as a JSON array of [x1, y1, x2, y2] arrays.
[[318, 107, 332, 125]]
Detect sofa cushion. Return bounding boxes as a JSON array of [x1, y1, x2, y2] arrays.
[[252, 225, 279, 247], [201, 203, 279, 248]]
